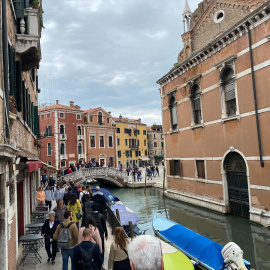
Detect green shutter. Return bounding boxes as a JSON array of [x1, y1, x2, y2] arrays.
[[33, 106, 39, 137], [22, 84, 27, 121], [15, 61, 22, 112], [8, 45, 15, 96], [14, 0, 25, 18], [31, 102, 34, 131], [27, 92, 30, 126]]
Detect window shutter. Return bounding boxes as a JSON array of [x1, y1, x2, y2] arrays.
[[33, 106, 39, 137], [172, 106, 177, 126], [225, 83, 235, 101], [169, 160, 175, 175], [31, 102, 34, 131], [14, 0, 25, 18], [194, 97, 201, 110], [45, 126, 48, 137], [27, 93, 30, 126], [15, 61, 22, 112], [24, 0, 30, 8]]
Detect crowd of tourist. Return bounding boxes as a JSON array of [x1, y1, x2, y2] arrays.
[[37, 174, 165, 270]]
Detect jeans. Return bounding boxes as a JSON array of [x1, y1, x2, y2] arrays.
[[61, 248, 75, 270], [45, 200, 52, 210]]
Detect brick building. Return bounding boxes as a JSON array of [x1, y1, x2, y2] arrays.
[[0, 0, 43, 269], [84, 107, 116, 167], [147, 125, 164, 165], [39, 101, 85, 169], [157, 0, 270, 226]]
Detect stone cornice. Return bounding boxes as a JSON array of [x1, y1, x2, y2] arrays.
[[0, 144, 19, 161], [157, 2, 270, 87], [84, 125, 116, 130]]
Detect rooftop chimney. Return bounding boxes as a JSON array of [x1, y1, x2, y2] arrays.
[[108, 111, 111, 115], [69, 101, 74, 107], [119, 114, 122, 122], [56, 100, 59, 104]]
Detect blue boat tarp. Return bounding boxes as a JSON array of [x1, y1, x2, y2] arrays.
[[91, 187, 120, 201], [159, 224, 224, 270], [111, 204, 138, 226]]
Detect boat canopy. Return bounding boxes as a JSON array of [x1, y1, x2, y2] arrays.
[[159, 224, 224, 270], [111, 204, 138, 226], [91, 187, 120, 201]]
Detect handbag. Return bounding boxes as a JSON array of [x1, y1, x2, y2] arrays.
[[72, 205, 82, 220]]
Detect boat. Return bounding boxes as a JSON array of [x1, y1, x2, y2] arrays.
[[153, 216, 251, 270], [160, 237, 194, 270]]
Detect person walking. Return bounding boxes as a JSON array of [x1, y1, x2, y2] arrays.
[[91, 186, 106, 214], [45, 185, 54, 211], [78, 216, 102, 254], [53, 211, 78, 270], [63, 186, 74, 205], [54, 185, 65, 202], [36, 186, 46, 206], [74, 228, 103, 270], [53, 199, 67, 223], [91, 203, 108, 259], [49, 176, 56, 192], [108, 227, 131, 270], [82, 195, 94, 222], [42, 211, 60, 265], [67, 194, 81, 229], [155, 166, 159, 177], [79, 186, 89, 204]]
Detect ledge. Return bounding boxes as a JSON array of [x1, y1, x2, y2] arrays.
[[0, 144, 18, 161], [222, 115, 241, 123], [191, 123, 204, 130]]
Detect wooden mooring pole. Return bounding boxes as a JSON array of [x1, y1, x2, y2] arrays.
[[116, 208, 121, 222], [129, 221, 135, 239], [144, 167, 147, 195], [163, 167, 166, 198]]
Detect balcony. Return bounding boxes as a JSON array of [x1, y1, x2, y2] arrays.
[[60, 154, 68, 160], [60, 134, 67, 140], [16, 8, 41, 71], [78, 154, 85, 159], [77, 134, 84, 141]]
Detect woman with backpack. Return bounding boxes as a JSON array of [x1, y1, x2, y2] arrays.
[[67, 194, 81, 229], [45, 185, 54, 210], [108, 227, 131, 270], [78, 216, 102, 254]]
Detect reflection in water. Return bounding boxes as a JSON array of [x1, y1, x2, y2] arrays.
[[111, 187, 270, 270]]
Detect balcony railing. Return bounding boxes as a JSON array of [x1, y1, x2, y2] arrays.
[[16, 8, 41, 71], [60, 154, 68, 160], [60, 134, 67, 140], [77, 135, 84, 141]]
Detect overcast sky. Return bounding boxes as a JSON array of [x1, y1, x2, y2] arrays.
[[39, 0, 201, 125]]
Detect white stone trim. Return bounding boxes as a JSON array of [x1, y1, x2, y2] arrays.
[[250, 185, 270, 191], [166, 156, 270, 161], [0, 88, 3, 98]]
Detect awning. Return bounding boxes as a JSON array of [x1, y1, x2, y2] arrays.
[[140, 157, 150, 161], [155, 156, 164, 159], [27, 161, 42, 173], [41, 162, 58, 171]]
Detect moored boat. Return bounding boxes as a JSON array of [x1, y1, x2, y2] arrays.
[[153, 216, 251, 270]]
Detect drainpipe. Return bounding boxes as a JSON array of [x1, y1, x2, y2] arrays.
[[2, 0, 10, 138], [246, 22, 264, 167]]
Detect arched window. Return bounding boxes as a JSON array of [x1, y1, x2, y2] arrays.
[[78, 143, 82, 154], [190, 84, 202, 125], [47, 143, 52, 156], [60, 125, 64, 134], [222, 67, 236, 117], [77, 126, 82, 135], [98, 112, 103, 125], [169, 96, 177, 130], [60, 143, 65, 155]]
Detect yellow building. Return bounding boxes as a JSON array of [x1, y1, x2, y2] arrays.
[[113, 115, 148, 168]]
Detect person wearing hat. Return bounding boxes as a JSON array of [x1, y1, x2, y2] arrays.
[[91, 186, 107, 215]]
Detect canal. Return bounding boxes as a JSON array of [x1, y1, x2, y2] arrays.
[[110, 187, 270, 270]]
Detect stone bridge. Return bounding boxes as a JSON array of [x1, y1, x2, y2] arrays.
[[61, 167, 130, 187]]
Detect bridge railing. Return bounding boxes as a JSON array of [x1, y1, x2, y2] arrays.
[[60, 167, 128, 183]]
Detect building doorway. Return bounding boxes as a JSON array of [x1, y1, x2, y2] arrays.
[[224, 152, 249, 218], [17, 181, 24, 237]]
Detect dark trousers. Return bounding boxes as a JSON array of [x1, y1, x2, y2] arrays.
[[50, 186, 55, 192], [45, 240, 57, 260], [45, 200, 52, 210], [101, 237, 105, 259]]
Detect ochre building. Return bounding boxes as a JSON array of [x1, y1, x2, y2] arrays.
[[157, 0, 270, 226]]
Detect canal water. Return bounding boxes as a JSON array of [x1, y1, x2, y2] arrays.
[[110, 187, 270, 270]]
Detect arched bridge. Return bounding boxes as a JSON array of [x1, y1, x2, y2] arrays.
[[61, 168, 129, 187]]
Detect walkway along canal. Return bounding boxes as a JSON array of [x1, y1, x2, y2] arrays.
[[110, 187, 270, 270]]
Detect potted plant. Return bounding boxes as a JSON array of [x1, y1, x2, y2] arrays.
[[30, 0, 39, 9], [9, 95, 16, 113]]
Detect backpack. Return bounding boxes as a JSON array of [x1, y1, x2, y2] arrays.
[[84, 201, 94, 218], [57, 222, 74, 249], [78, 243, 99, 270], [81, 193, 88, 204]]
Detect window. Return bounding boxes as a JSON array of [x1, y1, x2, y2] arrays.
[[124, 128, 131, 134], [76, 114, 81, 120], [196, 160, 205, 179], [130, 151, 132, 158], [143, 130, 146, 135], [169, 95, 177, 130], [190, 84, 202, 125], [126, 151, 130, 157], [108, 135, 113, 147], [118, 151, 121, 158], [139, 151, 141, 156], [161, 134, 163, 139], [144, 140, 146, 146], [134, 129, 140, 135], [78, 143, 82, 154], [145, 150, 148, 156], [135, 150, 139, 157], [107, 118, 110, 124], [45, 125, 52, 136], [161, 142, 164, 148], [40, 115, 44, 120], [154, 134, 156, 138], [154, 142, 157, 147], [60, 125, 64, 134], [117, 128, 120, 133], [125, 139, 128, 146], [48, 161, 52, 166], [129, 139, 136, 149], [99, 135, 104, 148], [169, 160, 182, 177], [60, 143, 65, 155], [137, 140, 140, 147], [47, 113, 51, 119], [77, 126, 82, 135], [109, 157, 114, 166], [90, 135, 95, 148], [61, 160, 66, 167], [98, 112, 103, 125], [117, 138, 120, 146], [90, 116, 93, 122], [47, 143, 52, 156], [222, 67, 237, 117], [59, 112, 65, 119]]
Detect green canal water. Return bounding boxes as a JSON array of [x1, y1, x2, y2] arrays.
[[110, 187, 270, 270]]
